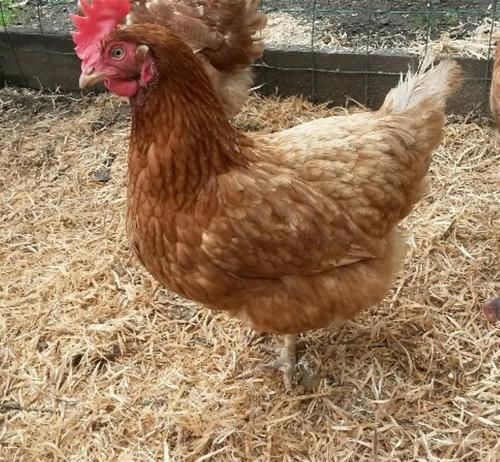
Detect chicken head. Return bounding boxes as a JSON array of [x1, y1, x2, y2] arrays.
[[79, 40, 155, 97], [72, 0, 155, 97]]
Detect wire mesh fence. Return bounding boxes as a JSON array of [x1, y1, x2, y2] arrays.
[[0, 0, 498, 112], [262, 1, 498, 56]]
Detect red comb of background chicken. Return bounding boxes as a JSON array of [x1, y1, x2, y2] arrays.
[[71, 0, 130, 69]]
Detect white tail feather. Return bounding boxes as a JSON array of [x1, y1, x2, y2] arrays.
[[381, 58, 462, 114]]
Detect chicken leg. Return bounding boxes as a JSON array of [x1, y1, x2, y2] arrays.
[[237, 333, 298, 391], [276, 334, 298, 391]]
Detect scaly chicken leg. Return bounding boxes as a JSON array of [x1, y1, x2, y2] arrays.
[[278, 334, 298, 390], [238, 333, 298, 390]]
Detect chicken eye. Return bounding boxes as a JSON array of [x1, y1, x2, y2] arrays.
[[111, 47, 125, 60]]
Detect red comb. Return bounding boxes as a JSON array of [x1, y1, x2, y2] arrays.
[[71, 0, 131, 68]]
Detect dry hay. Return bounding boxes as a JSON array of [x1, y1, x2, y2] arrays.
[[410, 19, 500, 60], [0, 86, 499, 462], [265, 13, 315, 50], [265, 13, 499, 59]]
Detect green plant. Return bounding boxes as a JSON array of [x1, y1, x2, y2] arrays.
[[0, 0, 20, 27]]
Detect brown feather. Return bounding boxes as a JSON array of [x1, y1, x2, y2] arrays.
[[126, 0, 267, 116], [109, 25, 462, 334]]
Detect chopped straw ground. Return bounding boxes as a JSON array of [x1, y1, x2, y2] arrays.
[[0, 87, 499, 462], [266, 14, 500, 59]]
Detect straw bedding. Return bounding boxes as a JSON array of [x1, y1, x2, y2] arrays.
[[265, 14, 500, 60], [0, 87, 499, 461]]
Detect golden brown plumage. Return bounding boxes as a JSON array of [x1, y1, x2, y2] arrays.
[[75, 22, 462, 388], [490, 40, 500, 134]]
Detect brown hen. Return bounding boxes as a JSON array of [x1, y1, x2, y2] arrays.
[[73, 14, 462, 389]]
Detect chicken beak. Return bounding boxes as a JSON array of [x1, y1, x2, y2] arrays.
[[79, 71, 106, 89]]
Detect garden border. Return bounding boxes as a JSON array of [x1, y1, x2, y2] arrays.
[[0, 27, 493, 116]]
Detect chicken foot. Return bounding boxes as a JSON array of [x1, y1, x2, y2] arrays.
[[237, 334, 298, 391]]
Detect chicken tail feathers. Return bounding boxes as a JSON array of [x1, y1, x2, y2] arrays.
[[380, 58, 463, 115]]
